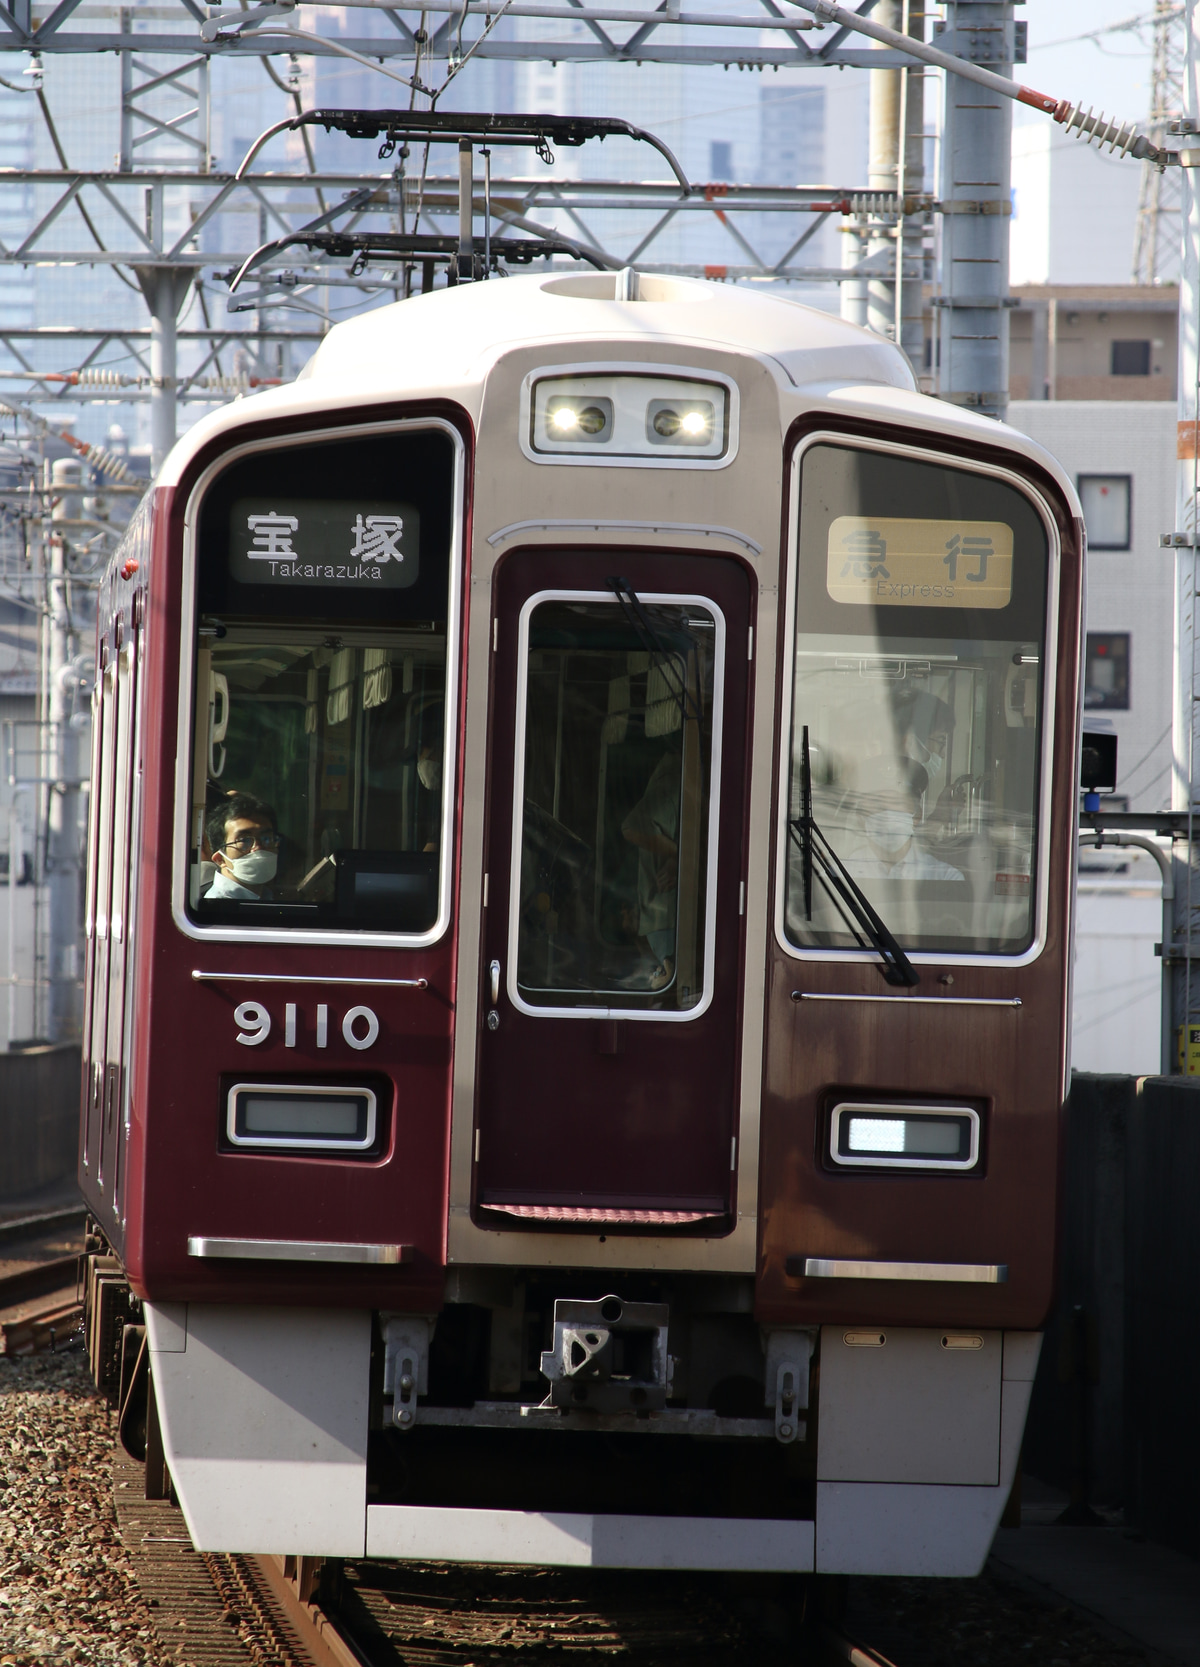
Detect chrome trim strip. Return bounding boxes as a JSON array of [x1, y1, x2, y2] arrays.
[[800, 1257, 1008, 1284], [192, 970, 428, 988], [186, 1236, 412, 1264], [773, 429, 1062, 972], [487, 518, 762, 556], [793, 992, 1020, 1007]]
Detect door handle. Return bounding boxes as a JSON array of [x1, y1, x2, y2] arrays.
[[489, 960, 501, 1005]]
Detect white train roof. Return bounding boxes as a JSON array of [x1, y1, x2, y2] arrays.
[[157, 271, 1080, 515]]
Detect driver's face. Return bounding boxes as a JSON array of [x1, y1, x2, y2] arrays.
[[213, 817, 274, 870]]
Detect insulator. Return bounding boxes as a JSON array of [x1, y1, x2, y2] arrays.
[[83, 444, 131, 483], [1056, 103, 1158, 163], [846, 192, 901, 218]]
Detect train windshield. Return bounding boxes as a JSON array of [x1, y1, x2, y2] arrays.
[[782, 442, 1051, 959], [185, 426, 457, 935], [512, 593, 720, 1014]]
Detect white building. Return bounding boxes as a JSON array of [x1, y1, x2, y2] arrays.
[[1011, 118, 1145, 289], [1006, 397, 1175, 1076]]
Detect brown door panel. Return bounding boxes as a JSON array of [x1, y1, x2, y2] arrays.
[[757, 959, 1062, 1327], [475, 546, 752, 1223]]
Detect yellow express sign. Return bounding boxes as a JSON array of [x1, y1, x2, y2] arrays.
[[826, 517, 1014, 609]]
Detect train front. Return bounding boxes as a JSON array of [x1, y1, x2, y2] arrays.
[[80, 270, 1084, 1577]]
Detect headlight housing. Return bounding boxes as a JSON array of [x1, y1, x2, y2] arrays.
[[527, 372, 731, 462]]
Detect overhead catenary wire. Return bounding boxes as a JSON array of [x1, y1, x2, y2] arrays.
[[786, 0, 1178, 167]]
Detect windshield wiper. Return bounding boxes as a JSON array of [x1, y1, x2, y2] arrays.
[[607, 575, 702, 724], [789, 725, 919, 989]]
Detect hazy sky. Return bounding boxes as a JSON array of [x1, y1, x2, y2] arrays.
[[1020, 0, 1156, 127]]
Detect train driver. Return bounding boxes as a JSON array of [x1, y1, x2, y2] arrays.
[[203, 793, 281, 901], [844, 772, 963, 882]]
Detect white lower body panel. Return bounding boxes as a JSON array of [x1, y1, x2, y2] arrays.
[[814, 1331, 1040, 1576], [146, 1302, 371, 1555], [367, 1506, 815, 1571]]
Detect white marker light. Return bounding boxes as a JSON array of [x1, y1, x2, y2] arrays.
[[680, 410, 709, 436], [551, 407, 579, 432], [831, 1103, 979, 1170], [849, 1117, 905, 1152]]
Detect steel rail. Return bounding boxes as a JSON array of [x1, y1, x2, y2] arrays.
[[244, 1557, 371, 1667], [0, 1252, 80, 1307], [0, 1203, 85, 1245]]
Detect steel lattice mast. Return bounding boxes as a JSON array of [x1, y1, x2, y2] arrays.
[[1133, 0, 1186, 285]]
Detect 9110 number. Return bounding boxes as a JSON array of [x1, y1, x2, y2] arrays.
[[234, 1001, 380, 1051]]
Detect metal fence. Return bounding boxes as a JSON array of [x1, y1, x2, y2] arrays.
[[1023, 1072, 1200, 1559], [0, 1043, 80, 1203]]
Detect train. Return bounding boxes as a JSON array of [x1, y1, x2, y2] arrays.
[[80, 261, 1085, 1579]]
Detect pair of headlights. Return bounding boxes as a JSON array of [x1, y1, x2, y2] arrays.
[[530, 373, 729, 460], [546, 395, 715, 446]]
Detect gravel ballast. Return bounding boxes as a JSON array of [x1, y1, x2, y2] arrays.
[[0, 1348, 165, 1666]]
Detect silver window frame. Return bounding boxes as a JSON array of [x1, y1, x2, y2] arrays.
[[225, 1081, 378, 1153], [506, 587, 726, 1023], [774, 430, 1062, 971], [172, 417, 465, 949], [518, 362, 740, 470], [828, 1101, 981, 1172]]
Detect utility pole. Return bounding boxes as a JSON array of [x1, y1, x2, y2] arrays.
[[897, 3, 928, 378], [46, 456, 82, 1042], [136, 266, 196, 474], [1171, 0, 1200, 1053], [935, 0, 1016, 420], [865, 1, 902, 341]]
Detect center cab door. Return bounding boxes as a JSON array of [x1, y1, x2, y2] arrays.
[[473, 546, 753, 1230]]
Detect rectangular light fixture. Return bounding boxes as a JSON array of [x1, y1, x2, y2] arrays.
[[829, 1102, 980, 1172], [226, 1083, 377, 1153], [527, 373, 730, 462]]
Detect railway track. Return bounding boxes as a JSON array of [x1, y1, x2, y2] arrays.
[[0, 1207, 85, 1355], [113, 1444, 896, 1667]]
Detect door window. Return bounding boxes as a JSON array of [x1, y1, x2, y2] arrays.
[[510, 592, 723, 1015], [781, 442, 1052, 959]]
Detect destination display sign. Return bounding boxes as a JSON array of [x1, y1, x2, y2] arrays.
[[229, 498, 420, 589], [826, 516, 1014, 609]]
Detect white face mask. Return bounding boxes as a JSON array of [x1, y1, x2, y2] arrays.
[[417, 755, 442, 793], [225, 849, 277, 886], [912, 733, 947, 782], [865, 810, 914, 854]]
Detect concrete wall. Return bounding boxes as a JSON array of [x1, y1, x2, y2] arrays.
[[1071, 872, 1163, 1076], [0, 1043, 80, 1202], [1023, 1074, 1200, 1560]]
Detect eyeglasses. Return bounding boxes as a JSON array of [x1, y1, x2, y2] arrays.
[[220, 830, 280, 855]]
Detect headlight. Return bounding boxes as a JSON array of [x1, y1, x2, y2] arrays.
[[545, 395, 613, 443], [647, 399, 715, 445]]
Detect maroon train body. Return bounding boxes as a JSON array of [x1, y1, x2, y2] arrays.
[[80, 271, 1084, 1576]]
